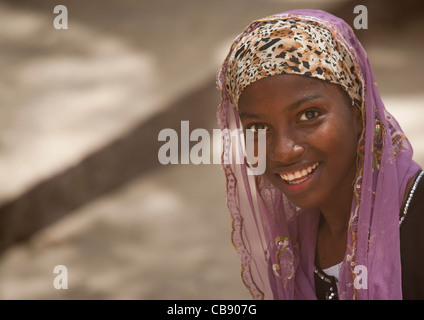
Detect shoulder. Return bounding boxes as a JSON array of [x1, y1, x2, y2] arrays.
[[401, 170, 424, 228], [400, 170, 424, 299]]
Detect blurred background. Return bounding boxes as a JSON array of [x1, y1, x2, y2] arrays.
[[0, 0, 422, 299]]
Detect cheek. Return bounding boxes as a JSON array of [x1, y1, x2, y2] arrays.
[[261, 117, 358, 183], [315, 118, 358, 167]]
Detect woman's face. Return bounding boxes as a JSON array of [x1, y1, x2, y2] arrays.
[[238, 74, 362, 210]]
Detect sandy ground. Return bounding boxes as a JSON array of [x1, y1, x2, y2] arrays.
[[0, 163, 248, 299], [0, 0, 423, 300]]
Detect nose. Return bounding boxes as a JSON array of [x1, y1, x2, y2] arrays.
[[268, 129, 305, 164]]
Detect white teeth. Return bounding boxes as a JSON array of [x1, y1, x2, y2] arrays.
[[279, 162, 319, 183]]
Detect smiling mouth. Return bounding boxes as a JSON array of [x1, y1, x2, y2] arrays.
[[279, 162, 319, 185]]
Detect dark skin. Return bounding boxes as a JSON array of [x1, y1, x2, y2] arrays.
[[238, 74, 362, 269]]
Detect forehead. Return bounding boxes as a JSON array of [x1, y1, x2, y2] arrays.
[[238, 74, 340, 108]]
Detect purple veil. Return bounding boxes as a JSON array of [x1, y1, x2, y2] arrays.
[[216, 9, 421, 300]]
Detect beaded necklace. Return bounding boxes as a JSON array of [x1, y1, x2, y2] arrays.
[[400, 170, 424, 226]]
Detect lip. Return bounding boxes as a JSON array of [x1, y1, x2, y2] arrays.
[[277, 162, 321, 194]]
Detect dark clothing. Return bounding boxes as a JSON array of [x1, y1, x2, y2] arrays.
[[400, 171, 424, 299], [315, 171, 424, 300]]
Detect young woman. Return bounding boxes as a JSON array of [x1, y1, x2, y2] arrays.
[[216, 9, 424, 300]]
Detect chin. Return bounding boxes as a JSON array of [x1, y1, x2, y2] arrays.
[[278, 192, 318, 210]]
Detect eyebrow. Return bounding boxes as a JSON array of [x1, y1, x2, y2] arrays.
[[239, 93, 323, 120]]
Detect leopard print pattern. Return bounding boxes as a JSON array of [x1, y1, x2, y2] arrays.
[[225, 19, 362, 109]]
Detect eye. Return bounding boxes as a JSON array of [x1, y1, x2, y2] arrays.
[[246, 123, 269, 133], [299, 109, 320, 122]]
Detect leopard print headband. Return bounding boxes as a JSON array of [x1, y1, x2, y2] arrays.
[[225, 18, 362, 109]]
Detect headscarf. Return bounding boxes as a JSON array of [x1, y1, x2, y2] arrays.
[[216, 9, 421, 300]]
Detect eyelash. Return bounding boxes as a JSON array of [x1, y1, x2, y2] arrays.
[[298, 109, 321, 122], [245, 109, 322, 133], [246, 123, 269, 133]]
